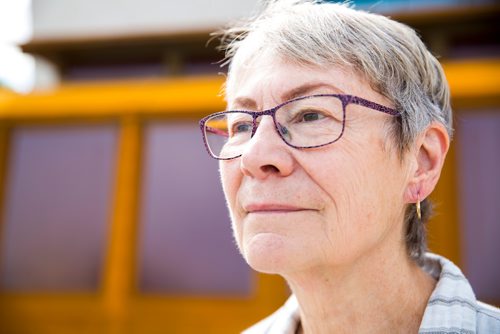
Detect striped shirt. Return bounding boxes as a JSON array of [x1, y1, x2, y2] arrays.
[[243, 253, 500, 334]]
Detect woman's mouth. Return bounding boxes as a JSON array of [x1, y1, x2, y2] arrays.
[[245, 203, 313, 213]]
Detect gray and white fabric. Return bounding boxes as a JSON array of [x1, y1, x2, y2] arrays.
[[243, 253, 500, 334]]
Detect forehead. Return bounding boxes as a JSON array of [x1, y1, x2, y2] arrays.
[[225, 52, 370, 108]]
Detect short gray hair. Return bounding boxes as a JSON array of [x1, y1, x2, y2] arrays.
[[215, 0, 453, 264]]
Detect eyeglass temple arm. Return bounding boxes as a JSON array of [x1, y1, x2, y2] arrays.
[[349, 96, 400, 116]]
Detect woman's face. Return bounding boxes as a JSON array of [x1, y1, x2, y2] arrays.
[[220, 56, 412, 275]]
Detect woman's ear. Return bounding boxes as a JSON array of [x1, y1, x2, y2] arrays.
[[404, 122, 450, 203]]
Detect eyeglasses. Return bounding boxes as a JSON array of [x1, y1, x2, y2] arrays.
[[199, 94, 400, 160]]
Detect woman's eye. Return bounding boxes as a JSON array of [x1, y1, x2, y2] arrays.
[[231, 122, 252, 135], [300, 111, 325, 122]]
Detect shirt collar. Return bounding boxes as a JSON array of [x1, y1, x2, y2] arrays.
[[419, 252, 477, 333]]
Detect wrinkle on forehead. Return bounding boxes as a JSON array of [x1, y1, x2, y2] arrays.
[[226, 53, 356, 111]]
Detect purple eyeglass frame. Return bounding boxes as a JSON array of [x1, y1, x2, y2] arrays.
[[199, 94, 400, 160]]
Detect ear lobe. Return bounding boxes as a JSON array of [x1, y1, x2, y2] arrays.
[[404, 122, 450, 203]]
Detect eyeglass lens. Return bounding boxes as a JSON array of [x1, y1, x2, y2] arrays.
[[203, 96, 344, 159]]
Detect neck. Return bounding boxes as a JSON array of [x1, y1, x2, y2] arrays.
[[284, 245, 436, 334]]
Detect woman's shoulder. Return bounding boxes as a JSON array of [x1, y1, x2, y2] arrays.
[[476, 301, 500, 333]]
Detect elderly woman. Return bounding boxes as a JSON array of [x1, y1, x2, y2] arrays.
[[199, 1, 500, 333]]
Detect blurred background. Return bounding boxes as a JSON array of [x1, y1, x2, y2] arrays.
[[0, 0, 499, 333]]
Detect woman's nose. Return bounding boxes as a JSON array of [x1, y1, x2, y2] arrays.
[[240, 116, 295, 179]]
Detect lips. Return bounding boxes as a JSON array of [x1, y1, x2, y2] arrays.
[[245, 203, 311, 213]]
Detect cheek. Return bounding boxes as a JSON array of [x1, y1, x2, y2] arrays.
[[321, 137, 397, 204], [219, 160, 242, 207], [308, 145, 372, 218], [219, 161, 244, 245], [303, 145, 401, 258]]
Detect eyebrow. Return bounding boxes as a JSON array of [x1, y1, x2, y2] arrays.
[[230, 82, 346, 110], [282, 82, 345, 102]]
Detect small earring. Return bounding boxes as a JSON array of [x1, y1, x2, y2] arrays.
[[416, 194, 422, 220]]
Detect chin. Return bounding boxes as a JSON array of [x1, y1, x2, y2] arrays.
[[243, 232, 296, 274]]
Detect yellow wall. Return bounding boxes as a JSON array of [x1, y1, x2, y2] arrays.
[[0, 59, 499, 333]]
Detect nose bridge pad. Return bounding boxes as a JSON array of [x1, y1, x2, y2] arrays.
[[277, 122, 288, 137]]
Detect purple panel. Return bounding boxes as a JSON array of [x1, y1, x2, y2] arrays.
[[0, 125, 117, 291], [138, 122, 251, 296], [456, 111, 500, 301]]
